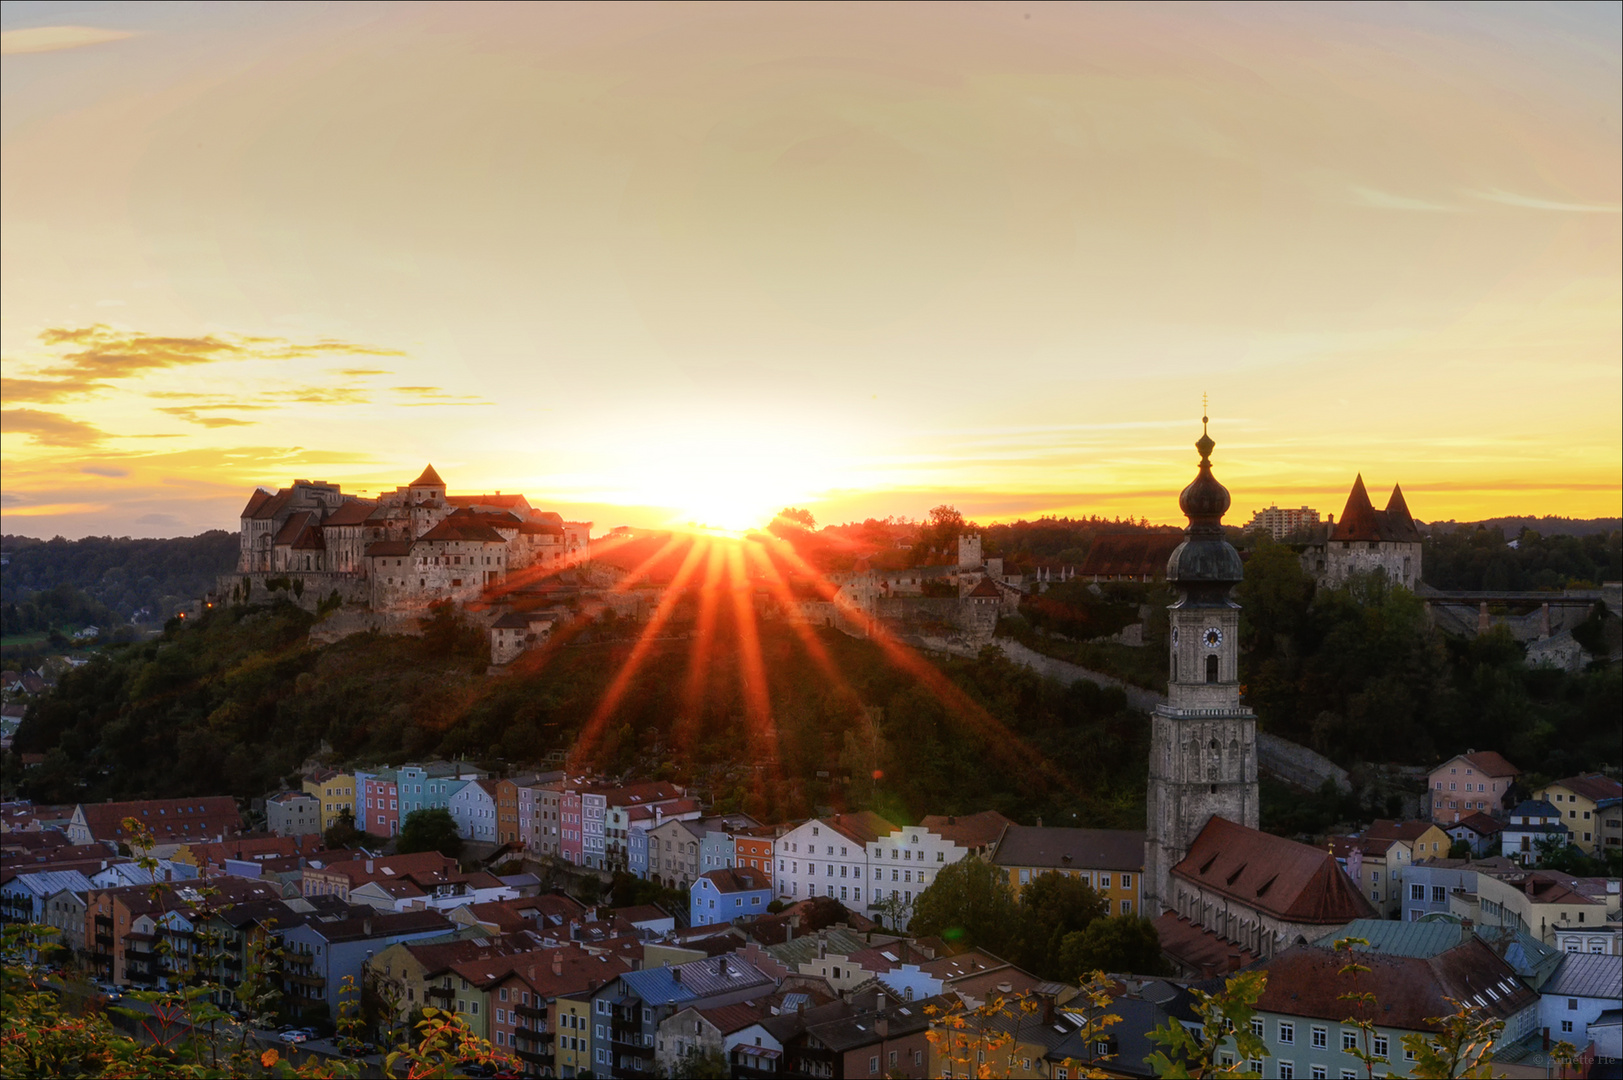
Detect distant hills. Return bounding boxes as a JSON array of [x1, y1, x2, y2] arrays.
[[1420, 516, 1620, 538]]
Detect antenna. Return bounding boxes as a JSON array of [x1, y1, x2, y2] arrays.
[[1202, 392, 1210, 434]]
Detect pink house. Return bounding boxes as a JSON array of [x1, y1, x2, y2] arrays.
[[560, 787, 584, 865], [362, 770, 401, 836], [1428, 750, 1520, 824]]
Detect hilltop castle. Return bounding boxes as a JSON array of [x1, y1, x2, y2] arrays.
[[230, 465, 589, 613], [1301, 475, 1423, 590]]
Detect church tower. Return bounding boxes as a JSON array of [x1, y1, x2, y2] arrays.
[[1143, 416, 1259, 917]]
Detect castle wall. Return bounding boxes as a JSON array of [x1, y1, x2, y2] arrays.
[[1303, 539, 1421, 591]]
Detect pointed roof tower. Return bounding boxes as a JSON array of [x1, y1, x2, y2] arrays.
[[1381, 484, 1422, 542], [1165, 411, 1243, 592], [409, 464, 446, 489], [1331, 474, 1383, 541]]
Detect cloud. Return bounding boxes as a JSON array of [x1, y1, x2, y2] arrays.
[[338, 368, 390, 377], [8, 325, 406, 402], [1348, 186, 1462, 213], [154, 406, 259, 428], [135, 512, 185, 529], [393, 386, 492, 406], [1471, 189, 1622, 214], [81, 465, 130, 478], [0, 25, 136, 55], [1, 408, 107, 447]]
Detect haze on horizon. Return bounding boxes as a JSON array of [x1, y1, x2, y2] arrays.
[[2, 1, 1619, 540]]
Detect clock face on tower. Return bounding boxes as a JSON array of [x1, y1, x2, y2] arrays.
[[1203, 627, 1223, 649]]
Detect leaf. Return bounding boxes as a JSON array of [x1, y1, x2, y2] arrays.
[[261, 1047, 280, 1068]]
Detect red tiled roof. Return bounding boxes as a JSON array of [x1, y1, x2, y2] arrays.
[[410, 464, 445, 488], [74, 797, 242, 844], [699, 867, 770, 893], [1452, 811, 1505, 836], [968, 577, 1002, 597], [250, 489, 293, 521], [418, 519, 506, 543], [366, 540, 415, 557], [1173, 817, 1376, 924], [1382, 484, 1422, 542], [1550, 773, 1623, 804], [1458, 751, 1521, 779], [823, 811, 897, 847], [240, 489, 272, 519], [1077, 533, 1182, 579], [1363, 819, 1441, 843], [291, 523, 325, 550], [272, 511, 314, 546], [918, 811, 1015, 851], [1155, 912, 1257, 976], [1332, 475, 1384, 541], [322, 500, 377, 527], [447, 494, 527, 509], [1253, 938, 1536, 1031]]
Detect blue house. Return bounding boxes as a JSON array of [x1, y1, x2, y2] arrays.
[[689, 866, 772, 927]]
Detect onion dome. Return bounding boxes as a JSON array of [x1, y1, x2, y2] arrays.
[[1166, 416, 1243, 588]]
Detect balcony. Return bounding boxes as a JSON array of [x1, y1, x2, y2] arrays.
[[425, 985, 454, 1001], [286, 971, 326, 988], [516, 1048, 552, 1066], [514, 1002, 547, 1019]]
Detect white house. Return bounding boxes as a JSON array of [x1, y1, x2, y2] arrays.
[[1501, 799, 1570, 866], [866, 811, 1013, 929], [773, 812, 894, 908], [1539, 953, 1622, 1052], [447, 779, 501, 843]]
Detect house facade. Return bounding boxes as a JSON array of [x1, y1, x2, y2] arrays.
[[691, 867, 772, 927], [1534, 774, 1623, 856], [1427, 750, 1520, 825]]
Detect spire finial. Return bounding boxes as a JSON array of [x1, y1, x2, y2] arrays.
[[1202, 392, 1209, 435]]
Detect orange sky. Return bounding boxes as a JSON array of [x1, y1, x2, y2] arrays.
[[3, 2, 1619, 538]]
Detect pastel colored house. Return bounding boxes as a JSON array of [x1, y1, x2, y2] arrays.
[[691, 867, 772, 927], [1534, 773, 1623, 856], [1428, 750, 1520, 825], [1502, 800, 1570, 865], [302, 769, 356, 832], [990, 824, 1144, 918], [360, 769, 401, 837]]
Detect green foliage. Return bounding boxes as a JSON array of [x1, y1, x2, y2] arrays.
[[908, 856, 1021, 955], [396, 809, 463, 859], [1239, 542, 1622, 776], [1060, 916, 1169, 980], [322, 809, 367, 851], [670, 1046, 732, 1078], [1015, 872, 1108, 978], [1, 530, 239, 623], [1424, 524, 1620, 592], [1146, 969, 1269, 1079]]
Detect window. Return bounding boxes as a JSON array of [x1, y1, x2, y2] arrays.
[[869, 1055, 879, 1073], [1342, 1031, 1358, 1052], [1411, 884, 1425, 901], [1433, 885, 1446, 903], [1312, 1026, 1327, 1049], [1561, 1020, 1574, 1033], [1279, 1021, 1294, 1044], [1373, 1035, 1388, 1058], [1311, 1069, 1327, 1080], [1568, 998, 1578, 1010], [1250, 1019, 1264, 1038], [1279, 1063, 1294, 1079]]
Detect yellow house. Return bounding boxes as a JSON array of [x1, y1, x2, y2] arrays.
[[554, 994, 594, 1077], [1535, 774, 1623, 856], [1463, 868, 1621, 946], [989, 826, 1145, 916], [302, 768, 356, 832]]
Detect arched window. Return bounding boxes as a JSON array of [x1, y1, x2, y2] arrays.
[[1206, 654, 1219, 684]]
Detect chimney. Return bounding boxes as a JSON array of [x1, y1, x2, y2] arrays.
[[718, 956, 727, 977], [817, 938, 826, 960], [875, 990, 887, 1012], [672, 966, 682, 984], [552, 951, 563, 976], [363, 915, 373, 937], [875, 1016, 889, 1038], [788, 913, 800, 942], [365, 859, 375, 874]]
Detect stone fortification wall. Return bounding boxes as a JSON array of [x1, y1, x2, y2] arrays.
[[218, 572, 370, 613], [990, 638, 1165, 714], [1255, 731, 1352, 794], [874, 596, 998, 638]]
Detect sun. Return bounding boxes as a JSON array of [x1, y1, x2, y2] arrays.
[[665, 470, 789, 535]]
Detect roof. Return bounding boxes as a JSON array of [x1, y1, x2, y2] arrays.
[[993, 825, 1146, 872], [240, 489, 273, 519], [804, 995, 945, 1051], [821, 811, 898, 847], [1437, 750, 1521, 779], [697, 867, 770, 894], [613, 903, 672, 925], [366, 540, 415, 557], [1313, 918, 1465, 958], [249, 488, 293, 521], [272, 510, 315, 546], [1327, 476, 1420, 543], [767, 927, 872, 968], [1154, 912, 1257, 976], [1546, 773, 1623, 803], [917, 811, 1014, 850], [1077, 532, 1182, 579], [417, 518, 507, 544], [73, 798, 242, 844], [1451, 812, 1505, 836], [322, 500, 377, 526], [1253, 938, 1537, 1032], [1363, 819, 1443, 843], [1541, 952, 1621, 1000], [410, 464, 445, 487], [604, 782, 686, 808], [692, 1001, 772, 1035], [1172, 817, 1376, 924], [447, 493, 527, 509], [967, 577, 1002, 598], [618, 954, 772, 1004], [2, 868, 94, 899]]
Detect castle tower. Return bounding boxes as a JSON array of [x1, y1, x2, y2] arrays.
[[1143, 417, 1259, 917]]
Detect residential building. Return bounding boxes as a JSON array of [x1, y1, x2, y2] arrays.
[[1502, 800, 1570, 865], [585, 954, 775, 1077], [281, 909, 453, 1018], [1241, 934, 1538, 1079], [448, 778, 501, 843], [1244, 504, 1320, 541], [266, 791, 323, 837], [697, 813, 762, 876], [1401, 857, 1519, 923], [1155, 816, 1376, 976], [808, 990, 945, 1080], [66, 797, 242, 849], [360, 769, 401, 837], [774, 811, 896, 908], [1447, 811, 1506, 857], [0, 868, 94, 928], [602, 782, 688, 871], [1463, 868, 1621, 947], [691, 867, 772, 927], [489, 945, 637, 1076], [1428, 750, 1521, 825], [647, 817, 707, 889], [991, 824, 1144, 918], [1538, 952, 1622, 1049], [733, 826, 779, 889], [302, 769, 356, 832], [496, 776, 539, 847], [1330, 835, 1409, 919], [1535, 774, 1623, 856], [300, 851, 459, 902], [658, 1001, 776, 1079], [397, 762, 485, 820]]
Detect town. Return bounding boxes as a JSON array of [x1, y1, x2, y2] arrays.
[[4, 424, 1618, 1079]]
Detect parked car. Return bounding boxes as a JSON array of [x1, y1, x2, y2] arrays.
[[279, 1028, 314, 1044], [97, 982, 124, 1001]]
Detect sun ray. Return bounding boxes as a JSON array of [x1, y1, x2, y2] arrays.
[[725, 543, 782, 790], [673, 539, 727, 755], [571, 536, 710, 765], [741, 539, 867, 715]]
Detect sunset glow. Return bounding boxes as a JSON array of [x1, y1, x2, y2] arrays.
[[3, 2, 1619, 538]]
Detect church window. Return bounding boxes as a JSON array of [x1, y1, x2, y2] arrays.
[[1205, 655, 1218, 683]]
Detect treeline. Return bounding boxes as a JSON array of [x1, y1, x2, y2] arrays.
[[1, 531, 239, 621], [7, 598, 1150, 833], [1422, 525, 1621, 591], [1239, 539, 1621, 777], [1, 584, 124, 639]]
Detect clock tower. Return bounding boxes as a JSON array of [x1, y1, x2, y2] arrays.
[[1144, 416, 1259, 917]]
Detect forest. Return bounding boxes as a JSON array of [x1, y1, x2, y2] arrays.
[[6, 597, 1152, 834], [1, 531, 239, 624]]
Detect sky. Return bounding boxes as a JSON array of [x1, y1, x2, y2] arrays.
[[2, 1, 1619, 539]]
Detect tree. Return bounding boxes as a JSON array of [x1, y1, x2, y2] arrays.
[[396, 809, 463, 859], [323, 808, 365, 851], [773, 507, 816, 530], [1059, 916, 1169, 979], [1015, 872, 1107, 978], [1146, 969, 1269, 1078], [670, 1047, 731, 1078], [908, 856, 1020, 956]]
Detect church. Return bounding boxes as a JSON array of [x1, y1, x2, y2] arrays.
[[1146, 420, 1375, 977]]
